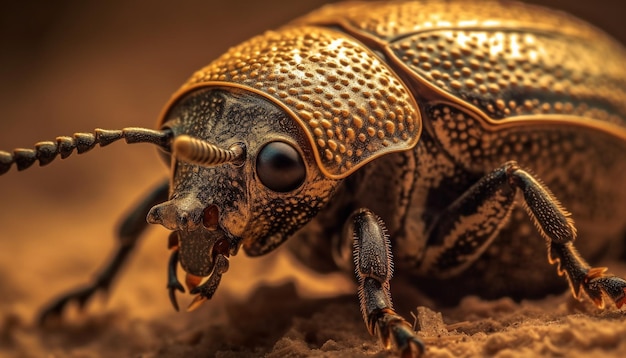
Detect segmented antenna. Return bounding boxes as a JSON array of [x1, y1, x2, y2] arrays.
[[173, 135, 244, 167], [0, 127, 172, 175]]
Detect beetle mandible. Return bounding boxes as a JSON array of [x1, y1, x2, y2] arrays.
[[2, 1, 626, 356]]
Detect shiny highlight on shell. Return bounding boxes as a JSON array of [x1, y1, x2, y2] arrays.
[[162, 26, 422, 179]]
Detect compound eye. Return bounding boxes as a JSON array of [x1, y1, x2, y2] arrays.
[[256, 141, 306, 192]]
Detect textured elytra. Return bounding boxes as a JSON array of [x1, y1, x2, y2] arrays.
[[294, 1, 603, 41], [392, 30, 626, 123], [167, 26, 420, 179], [296, 1, 626, 131]]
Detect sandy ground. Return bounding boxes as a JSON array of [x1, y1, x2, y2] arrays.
[[1, 1, 626, 357]]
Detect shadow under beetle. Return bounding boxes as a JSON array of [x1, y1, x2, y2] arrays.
[[2, 1, 626, 356]]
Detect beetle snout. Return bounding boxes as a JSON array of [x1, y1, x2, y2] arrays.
[[147, 195, 206, 232]]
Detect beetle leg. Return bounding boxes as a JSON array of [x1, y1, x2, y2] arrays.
[[38, 179, 170, 323], [419, 163, 517, 277], [503, 161, 626, 308], [349, 209, 425, 357], [421, 160, 626, 308]]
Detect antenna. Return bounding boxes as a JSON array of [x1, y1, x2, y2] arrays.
[[0, 127, 172, 175]]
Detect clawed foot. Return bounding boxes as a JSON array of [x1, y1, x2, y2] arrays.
[[369, 308, 425, 358], [550, 243, 626, 310], [38, 284, 102, 324], [582, 267, 626, 309]]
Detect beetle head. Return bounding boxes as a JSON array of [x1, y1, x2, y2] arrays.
[[148, 87, 339, 309]]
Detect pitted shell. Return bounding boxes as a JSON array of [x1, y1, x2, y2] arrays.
[[295, 1, 626, 129], [161, 26, 421, 179], [293, 1, 602, 42]]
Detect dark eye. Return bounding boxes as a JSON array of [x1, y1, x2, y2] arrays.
[[256, 141, 306, 192]]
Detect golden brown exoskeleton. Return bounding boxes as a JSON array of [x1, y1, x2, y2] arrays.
[[1, 1, 626, 356]]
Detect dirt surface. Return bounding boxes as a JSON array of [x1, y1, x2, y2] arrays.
[[1, 1, 626, 357]]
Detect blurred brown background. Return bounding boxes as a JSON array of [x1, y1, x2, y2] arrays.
[[0, 0, 625, 356]]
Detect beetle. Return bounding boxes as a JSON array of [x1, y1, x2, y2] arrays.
[[1, 0, 626, 356]]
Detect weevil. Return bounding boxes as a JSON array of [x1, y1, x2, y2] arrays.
[[2, 1, 626, 356]]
